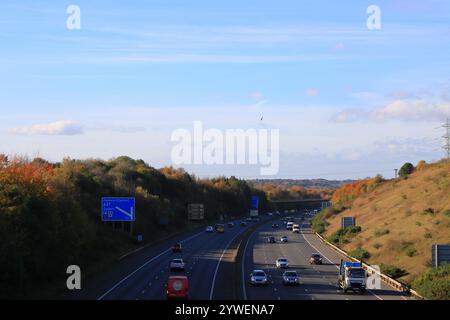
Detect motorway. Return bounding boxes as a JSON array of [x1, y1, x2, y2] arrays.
[[74, 212, 410, 300], [242, 213, 409, 300], [74, 217, 269, 300]]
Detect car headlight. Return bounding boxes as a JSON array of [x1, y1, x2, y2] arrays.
[[251, 277, 255, 281]]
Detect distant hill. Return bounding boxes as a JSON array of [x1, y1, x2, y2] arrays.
[[247, 179, 352, 201], [248, 178, 354, 189], [322, 160, 450, 287]]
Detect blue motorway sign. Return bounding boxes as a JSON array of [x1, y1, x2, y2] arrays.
[[251, 196, 259, 209], [101, 197, 135, 221]]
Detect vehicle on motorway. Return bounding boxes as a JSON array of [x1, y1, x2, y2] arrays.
[[249, 270, 268, 285], [309, 253, 323, 265], [286, 222, 294, 230], [267, 212, 273, 216], [166, 275, 189, 299], [292, 227, 300, 233], [276, 258, 289, 268], [170, 258, 185, 271], [282, 271, 299, 286], [216, 224, 225, 233], [268, 236, 276, 243], [246, 217, 252, 222], [227, 222, 234, 228], [205, 226, 214, 233], [338, 260, 366, 294], [240, 221, 247, 227], [251, 217, 259, 222], [275, 211, 281, 216], [280, 236, 289, 243], [271, 223, 279, 228], [172, 243, 182, 252]]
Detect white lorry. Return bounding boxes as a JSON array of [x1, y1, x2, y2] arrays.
[[337, 260, 366, 294]]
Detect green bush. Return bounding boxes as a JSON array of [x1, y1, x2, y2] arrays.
[[380, 264, 408, 279], [310, 207, 340, 234], [412, 264, 450, 300], [398, 162, 414, 178], [327, 225, 362, 245], [443, 209, 450, 217], [422, 208, 435, 216], [374, 228, 390, 237], [373, 243, 382, 249], [405, 247, 417, 257], [349, 247, 370, 260]]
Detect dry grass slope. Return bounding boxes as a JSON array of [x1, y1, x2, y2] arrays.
[[325, 161, 450, 283]]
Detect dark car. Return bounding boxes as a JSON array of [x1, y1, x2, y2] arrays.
[[172, 243, 182, 253], [241, 221, 247, 227], [282, 271, 299, 286], [268, 236, 276, 243], [309, 253, 323, 265], [271, 223, 279, 228], [227, 222, 234, 228]]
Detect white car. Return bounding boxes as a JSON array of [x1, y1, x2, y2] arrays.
[[250, 269, 268, 285], [292, 227, 300, 233], [276, 258, 289, 268], [280, 236, 289, 243], [206, 226, 214, 232], [170, 258, 185, 271]]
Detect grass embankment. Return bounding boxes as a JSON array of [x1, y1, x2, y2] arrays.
[[314, 160, 450, 299]]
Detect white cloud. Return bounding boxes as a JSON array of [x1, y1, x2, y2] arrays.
[[305, 88, 319, 97], [9, 120, 83, 136], [334, 42, 345, 50], [330, 109, 367, 123], [371, 99, 450, 122]]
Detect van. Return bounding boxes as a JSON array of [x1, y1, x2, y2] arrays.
[[216, 224, 225, 233], [286, 222, 294, 230], [167, 276, 189, 299]]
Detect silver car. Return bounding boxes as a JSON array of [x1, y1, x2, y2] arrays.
[[250, 269, 268, 285], [276, 258, 289, 268], [170, 258, 185, 271]]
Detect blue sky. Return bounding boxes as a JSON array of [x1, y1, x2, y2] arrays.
[[1, 0, 449, 179]]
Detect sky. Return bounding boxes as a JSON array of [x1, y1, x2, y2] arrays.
[[0, 0, 450, 180]]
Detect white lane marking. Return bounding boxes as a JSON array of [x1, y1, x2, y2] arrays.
[[97, 229, 205, 300], [242, 230, 253, 300], [209, 226, 247, 300], [300, 221, 383, 301]]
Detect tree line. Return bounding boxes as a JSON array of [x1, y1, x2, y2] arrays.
[[0, 155, 267, 298]]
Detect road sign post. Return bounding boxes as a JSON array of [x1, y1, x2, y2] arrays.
[[341, 217, 356, 229], [101, 197, 136, 222], [432, 244, 450, 268], [188, 203, 205, 221]]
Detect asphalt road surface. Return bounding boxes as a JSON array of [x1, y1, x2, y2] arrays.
[[74, 217, 268, 300], [242, 213, 410, 300]]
